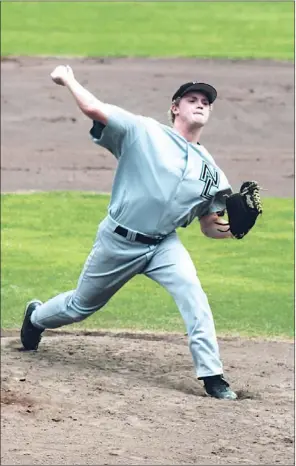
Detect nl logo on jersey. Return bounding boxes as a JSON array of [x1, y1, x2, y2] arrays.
[[199, 161, 220, 200]]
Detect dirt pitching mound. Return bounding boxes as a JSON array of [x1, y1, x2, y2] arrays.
[[1, 332, 294, 465]]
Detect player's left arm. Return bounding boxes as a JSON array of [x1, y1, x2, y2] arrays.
[[199, 212, 233, 239], [200, 180, 263, 240]]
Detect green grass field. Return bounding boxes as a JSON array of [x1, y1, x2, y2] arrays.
[[1, 2, 294, 60], [1, 193, 294, 338]]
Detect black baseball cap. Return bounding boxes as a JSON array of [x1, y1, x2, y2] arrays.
[[172, 82, 217, 104]]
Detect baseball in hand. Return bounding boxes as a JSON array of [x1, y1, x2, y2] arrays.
[[50, 65, 74, 86]]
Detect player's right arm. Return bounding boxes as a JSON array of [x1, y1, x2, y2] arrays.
[[50, 65, 109, 124], [50, 65, 139, 158]]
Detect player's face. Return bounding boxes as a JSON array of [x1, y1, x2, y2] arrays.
[[174, 92, 211, 128]]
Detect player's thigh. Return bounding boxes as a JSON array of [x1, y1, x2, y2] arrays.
[[143, 232, 199, 292], [73, 225, 149, 311]]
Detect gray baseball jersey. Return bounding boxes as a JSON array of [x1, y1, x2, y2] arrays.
[[90, 104, 233, 236], [30, 103, 232, 379]]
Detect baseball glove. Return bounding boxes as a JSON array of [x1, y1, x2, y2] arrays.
[[225, 181, 263, 239]]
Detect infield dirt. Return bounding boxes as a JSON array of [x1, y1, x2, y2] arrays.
[[2, 57, 294, 196]]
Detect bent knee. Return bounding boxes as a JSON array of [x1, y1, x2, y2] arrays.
[[67, 296, 107, 321]]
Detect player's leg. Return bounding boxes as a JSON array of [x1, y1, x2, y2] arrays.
[[21, 217, 151, 350], [143, 232, 237, 400]]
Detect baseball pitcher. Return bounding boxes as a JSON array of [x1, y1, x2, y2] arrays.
[[20, 65, 262, 400]]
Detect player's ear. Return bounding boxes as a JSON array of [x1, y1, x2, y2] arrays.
[[171, 102, 179, 117]]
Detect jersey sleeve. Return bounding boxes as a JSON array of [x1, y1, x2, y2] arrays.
[[199, 187, 233, 219], [89, 104, 139, 159]]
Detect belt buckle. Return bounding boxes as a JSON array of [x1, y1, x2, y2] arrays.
[[126, 230, 137, 242]]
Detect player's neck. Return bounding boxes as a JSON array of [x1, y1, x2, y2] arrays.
[[173, 121, 203, 144]]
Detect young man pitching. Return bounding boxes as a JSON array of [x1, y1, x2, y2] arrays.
[[20, 65, 262, 400]]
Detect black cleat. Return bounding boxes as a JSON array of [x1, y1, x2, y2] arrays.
[[20, 300, 44, 350], [203, 375, 237, 400]]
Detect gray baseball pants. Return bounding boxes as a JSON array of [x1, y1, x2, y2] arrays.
[[31, 215, 223, 378]]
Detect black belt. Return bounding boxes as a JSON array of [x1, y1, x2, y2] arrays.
[[114, 226, 162, 245]]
